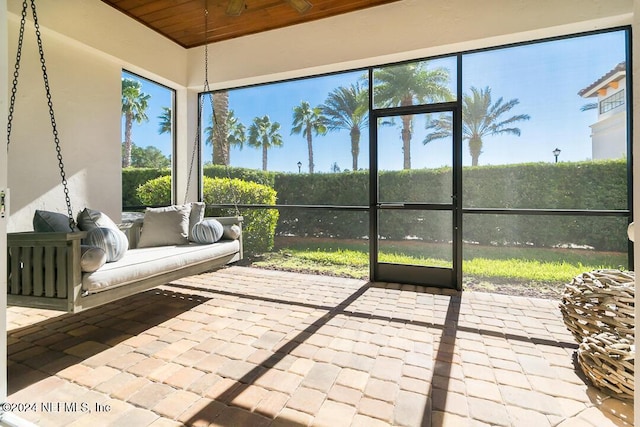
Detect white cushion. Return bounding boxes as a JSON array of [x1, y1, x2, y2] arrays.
[[191, 219, 224, 244], [138, 204, 191, 248], [223, 224, 242, 240], [80, 245, 107, 272], [82, 240, 240, 293]]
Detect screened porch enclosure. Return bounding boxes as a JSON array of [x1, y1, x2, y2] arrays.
[[177, 27, 632, 294]]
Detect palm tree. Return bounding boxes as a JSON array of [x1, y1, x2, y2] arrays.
[[121, 78, 150, 167], [248, 115, 283, 171], [291, 101, 327, 174], [205, 109, 246, 164], [424, 86, 530, 166], [226, 110, 247, 153], [157, 106, 172, 135], [580, 102, 598, 112], [374, 62, 453, 169], [321, 82, 369, 171]]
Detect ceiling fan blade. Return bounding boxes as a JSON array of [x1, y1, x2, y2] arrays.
[[287, 0, 312, 14], [226, 0, 245, 16]]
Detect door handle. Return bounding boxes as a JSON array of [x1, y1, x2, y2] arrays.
[[0, 189, 5, 218]]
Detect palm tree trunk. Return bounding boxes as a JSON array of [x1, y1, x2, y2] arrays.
[[213, 92, 230, 165], [262, 143, 268, 171], [307, 129, 314, 174], [401, 115, 413, 169], [350, 128, 360, 171], [469, 136, 483, 167], [123, 113, 133, 167]]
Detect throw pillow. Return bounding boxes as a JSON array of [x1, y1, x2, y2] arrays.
[[138, 204, 191, 248], [191, 219, 224, 244], [77, 208, 119, 231], [189, 202, 206, 241], [83, 227, 128, 262], [223, 224, 242, 240], [80, 245, 107, 272], [33, 210, 77, 232]]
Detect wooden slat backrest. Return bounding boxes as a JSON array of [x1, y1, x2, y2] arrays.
[[7, 231, 85, 299]]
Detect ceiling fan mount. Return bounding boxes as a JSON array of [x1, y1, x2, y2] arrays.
[[226, 0, 313, 17]]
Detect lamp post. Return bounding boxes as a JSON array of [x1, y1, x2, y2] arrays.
[[297, 161, 302, 173], [553, 148, 561, 163]]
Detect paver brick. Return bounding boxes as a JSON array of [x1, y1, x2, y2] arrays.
[[284, 386, 324, 414], [301, 362, 341, 392]]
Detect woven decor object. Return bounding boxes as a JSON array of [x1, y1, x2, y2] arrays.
[[577, 332, 635, 401], [559, 269, 635, 343]]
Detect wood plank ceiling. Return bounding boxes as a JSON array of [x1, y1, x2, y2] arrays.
[[101, 0, 401, 48]]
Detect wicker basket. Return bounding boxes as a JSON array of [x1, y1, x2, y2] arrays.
[[577, 332, 635, 401], [559, 269, 635, 343]]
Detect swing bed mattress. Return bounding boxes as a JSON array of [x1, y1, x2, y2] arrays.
[[82, 240, 240, 293]]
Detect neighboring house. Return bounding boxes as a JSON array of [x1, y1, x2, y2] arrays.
[[578, 62, 627, 160]]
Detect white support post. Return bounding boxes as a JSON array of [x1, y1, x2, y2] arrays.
[[1, 0, 9, 418], [175, 87, 200, 205]]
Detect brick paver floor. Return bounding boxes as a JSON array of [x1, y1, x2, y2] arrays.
[[5, 266, 634, 426]]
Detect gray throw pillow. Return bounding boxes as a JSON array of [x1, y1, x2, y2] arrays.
[[189, 202, 206, 241], [191, 219, 224, 244], [77, 208, 119, 231], [138, 204, 191, 248], [33, 210, 77, 232], [83, 227, 128, 262]]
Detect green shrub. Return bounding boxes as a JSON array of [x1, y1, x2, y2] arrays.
[[203, 177, 279, 254], [123, 167, 170, 207], [136, 175, 172, 206], [136, 175, 278, 254]]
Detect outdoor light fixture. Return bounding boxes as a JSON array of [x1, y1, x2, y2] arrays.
[[297, 161, 302, 173], [553, 148, 561, 163]]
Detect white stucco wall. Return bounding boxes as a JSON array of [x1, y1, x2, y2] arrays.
[[5, 1, 188, 231], [189, 0, 633, 89], [591, 111, 628, 160]]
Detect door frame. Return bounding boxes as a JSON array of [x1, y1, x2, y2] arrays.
[[368, 58, 463, 290]]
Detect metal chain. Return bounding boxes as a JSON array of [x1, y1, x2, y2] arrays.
[[31, 0, 75, 229], [185, 2, 240, 217], [6, 0, 28, 149], [183, 5, 210, 204]]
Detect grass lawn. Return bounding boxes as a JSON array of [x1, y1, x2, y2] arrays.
[[249, 237, 628, 299]]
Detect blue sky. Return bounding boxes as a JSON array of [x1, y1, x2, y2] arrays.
[[123, 29, 627, 173]]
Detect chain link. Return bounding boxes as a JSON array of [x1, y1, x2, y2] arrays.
[[185, 3, 240, 217], [7, 1, 28, 149], [7, 0, 75, 230]]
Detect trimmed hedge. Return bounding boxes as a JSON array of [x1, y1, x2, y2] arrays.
[[272, 160, 628, 251], [125, 159, 629, 252], [203, 165, 276, 187], [136, 176, 278, 254], [123, 167, 170, 208]]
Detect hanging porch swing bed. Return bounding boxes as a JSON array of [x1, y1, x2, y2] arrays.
[[6, 0, 243, 313], [8, 206, 243, 313]]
